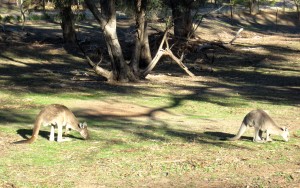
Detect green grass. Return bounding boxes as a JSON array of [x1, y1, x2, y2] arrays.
[[1, 72, 299, 186]]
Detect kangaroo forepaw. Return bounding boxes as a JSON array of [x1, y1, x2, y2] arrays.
[[253, 139, 266, 143], [57, 137, 72, 142]]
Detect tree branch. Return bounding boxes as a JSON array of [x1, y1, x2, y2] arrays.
[[76, 33, 112, 80], [229, 28, 244, 45], [142, 29, 194, 77]]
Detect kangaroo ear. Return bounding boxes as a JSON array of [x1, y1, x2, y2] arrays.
[[281, 127, 288, 131], [79, 122, 87, 129], [79, 123, 83, 129]]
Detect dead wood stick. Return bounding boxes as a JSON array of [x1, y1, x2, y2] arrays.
[[75, 34, 111, 79], [142, 50, 165, 76], [165, 49, 195, 77], [229, 28, 243, 45], [142, 29, 194, 77], [142, 30, 168, 76]]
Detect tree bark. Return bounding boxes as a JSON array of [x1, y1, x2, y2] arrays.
[[249, 0, 259, 14], [169, 0, 193, 39], [131, 0, 152, 77], [60, 5, 76, 43], [140, 26, 152, 68], [297, 4, 300, 20], [85, 0, 136, 82]]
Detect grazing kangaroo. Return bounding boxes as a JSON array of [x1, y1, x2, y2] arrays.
[[227, 109, 289, 142], [14, 104, 89, 144]]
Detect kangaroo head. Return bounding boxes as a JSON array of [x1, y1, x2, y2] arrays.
[[281, 127, 289, 142], [79, 122, 89, 139]]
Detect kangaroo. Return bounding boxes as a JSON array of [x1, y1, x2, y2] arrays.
[[227, 109, 289, 142], [14, 104, 89, 144]]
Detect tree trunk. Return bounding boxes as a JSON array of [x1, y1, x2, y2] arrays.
[[42, 0, 45, 12], [131, 0, 152, 77], [297, 5, 300, 20], [60, 5, 76, 43], [249, 0, 259, 14], [85, 0, 136, 82], [170, 0, 193, 39], [140, 25, 152, 69]]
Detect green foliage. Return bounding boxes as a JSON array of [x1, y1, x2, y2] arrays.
[[147, 0, 163, 10], [75, 12, 86, 22], [146, 0, 164, 18], [3, 15, 15, 23], [233, 0, 276, 6], [53, 0, 73, 8], [16, 15, 22, 22], [294, 0, 300, 5], [22, 0, 34, 8], [27, 13, 51, 21]]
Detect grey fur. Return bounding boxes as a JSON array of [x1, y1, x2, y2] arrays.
[[227, 109, 289, 142]]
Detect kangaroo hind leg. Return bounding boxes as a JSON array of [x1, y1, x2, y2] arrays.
[[49, 125, 55, 142], [253, 128, 264, 143], [57, 124, 72, 142]]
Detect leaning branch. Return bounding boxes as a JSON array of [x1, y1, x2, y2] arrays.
[[142, 30, 194, 77], [165, 48, 194, 77], [229, 28, 244, 45], [197, 27, 244, 52], [84, 54, 111, 79], [20, 2, 28, 31], [76, 34, 111, 80]]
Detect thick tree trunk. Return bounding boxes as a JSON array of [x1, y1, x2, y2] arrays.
[[61, 6, 76, 43], [140, 26, 152, 68], [249, 0, 259, 14], [42, 0, 45, 12], [170, 1, 193, 39], [85, 0, 136, 82], [100, 0, 136, 82], [131, 0, 152, 77]]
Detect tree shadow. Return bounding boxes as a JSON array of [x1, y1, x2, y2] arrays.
[[204, 131, 253, 141], [16, 129, 49, 140], [0, 11, 299, 148], [71, 105, 255, 150], [15, 128, 85, 141], [215, 11, 300, 34]]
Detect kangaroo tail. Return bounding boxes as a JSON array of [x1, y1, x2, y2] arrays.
[[13, 135, 38, 144], [227, 122, 247, 141], [13, 114, 43, 144]]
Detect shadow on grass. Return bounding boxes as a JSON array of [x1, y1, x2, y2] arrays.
[[73, 107, 255, 150], [0, 103, 257, 150], [15, 128, 85, 142], [204, 131, 253, 141], [0, 16, 299, 149], [210, 11, 300, 34], [16, 129, 49, 140]]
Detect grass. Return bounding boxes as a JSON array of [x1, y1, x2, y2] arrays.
[[1, 72, 299, 187], [1, 10, 300, 188]]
